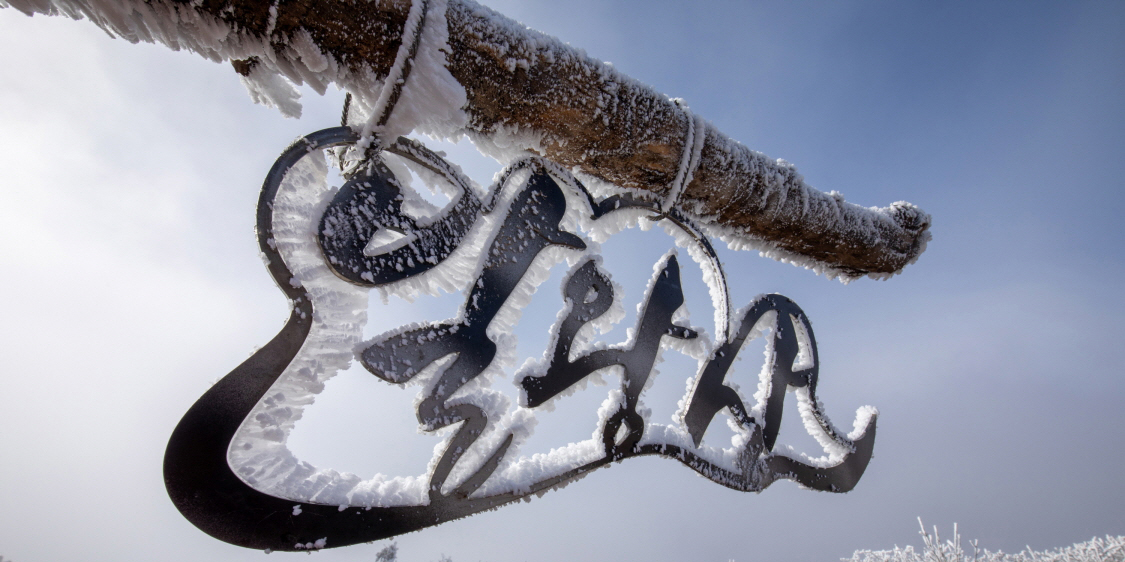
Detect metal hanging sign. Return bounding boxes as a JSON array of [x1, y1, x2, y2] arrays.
[[164, 127, 877, 552]]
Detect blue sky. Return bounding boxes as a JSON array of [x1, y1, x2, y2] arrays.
[[0, 1, 1123, 561]]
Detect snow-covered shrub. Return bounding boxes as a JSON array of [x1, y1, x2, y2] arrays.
[[844, 519, 1125, 562], [376, 542, 398, 562]]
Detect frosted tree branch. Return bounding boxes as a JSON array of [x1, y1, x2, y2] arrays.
[[0, 0, 931, 279]]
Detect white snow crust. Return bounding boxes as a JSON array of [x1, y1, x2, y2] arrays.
[[1, 0, 468, 143]]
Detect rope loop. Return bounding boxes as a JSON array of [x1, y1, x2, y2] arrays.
[[339, 0, 430, 157], [338, 0, 430, 175], [663, 99, 706, 214]]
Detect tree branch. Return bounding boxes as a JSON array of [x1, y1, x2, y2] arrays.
[[2, 0, 930, 279]]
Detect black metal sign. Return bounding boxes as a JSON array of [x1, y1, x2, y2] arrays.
[[164, 127, 876, 552]]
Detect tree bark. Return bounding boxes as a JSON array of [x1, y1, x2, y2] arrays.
[[4, 0, 930, 278]]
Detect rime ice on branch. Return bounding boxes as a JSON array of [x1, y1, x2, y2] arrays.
[[1, 0, 931, 279]]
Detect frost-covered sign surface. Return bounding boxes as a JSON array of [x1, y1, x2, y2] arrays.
[[163, 128, 877, 552]]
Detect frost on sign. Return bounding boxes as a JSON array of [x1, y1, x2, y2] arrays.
[[163, 128, 877, 552]]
